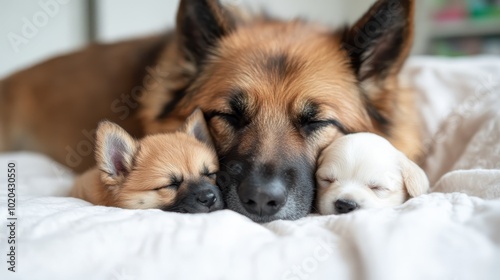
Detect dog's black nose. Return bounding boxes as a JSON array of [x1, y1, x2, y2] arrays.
[[238, 178, 287, 216], [335, 199, 358, 214], [197, 189, 217, 207]]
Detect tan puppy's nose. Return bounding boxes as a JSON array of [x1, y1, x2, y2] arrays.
[[197, 190, 217, 207], [335, 199, 358, 214]]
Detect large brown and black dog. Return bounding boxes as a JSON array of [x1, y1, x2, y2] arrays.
[[0, 0, 421, 222]]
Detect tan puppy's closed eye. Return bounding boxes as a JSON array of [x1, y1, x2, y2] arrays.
[[316, 133, 429, 215], [70, 109, 224, 213]]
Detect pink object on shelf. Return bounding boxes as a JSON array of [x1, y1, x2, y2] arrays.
[[434, 6, 468, 22]]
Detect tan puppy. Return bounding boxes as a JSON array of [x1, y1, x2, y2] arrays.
[[71, 109, 224, 213], [316, 133, 429, 215]]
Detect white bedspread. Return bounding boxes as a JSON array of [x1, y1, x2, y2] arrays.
[[1, 56, 500, 280]]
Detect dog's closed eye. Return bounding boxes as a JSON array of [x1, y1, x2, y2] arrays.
[[154, 175, 183, 191], [318, 177, 336, 186], [203, 172, 217, 180], [368, 184, 389, 192], [153, 183, 180, 191], [201, 165, 217, 180], [218, 112, 245, 128]]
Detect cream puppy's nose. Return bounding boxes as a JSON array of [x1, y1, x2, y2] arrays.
[[335, 199, 358, 214]]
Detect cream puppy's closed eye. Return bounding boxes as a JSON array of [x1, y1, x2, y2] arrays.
[[316, 133, 429, 215]]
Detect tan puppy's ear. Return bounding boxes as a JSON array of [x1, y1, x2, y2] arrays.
[[400, 153, 430, 197], [179, 108, 214, 148], [95, 121, 138, 186]]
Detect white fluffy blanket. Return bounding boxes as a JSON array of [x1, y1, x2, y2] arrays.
[[1, 56, 500, 280]]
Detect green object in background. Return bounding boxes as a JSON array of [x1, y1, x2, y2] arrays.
[[434, 40, 467, 56], [467, 0, 500, 18], [430, 0, 500, 56]]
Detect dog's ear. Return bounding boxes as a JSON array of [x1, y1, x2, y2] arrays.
[[342, 0, 414, 84], [95, 121, 138, 186], [180, 108, 214, 147], [399, 153, 429, 197], [176, 0, 234, 66]]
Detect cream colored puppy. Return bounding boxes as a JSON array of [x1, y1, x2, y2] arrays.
[[316, 133, 429, 215]]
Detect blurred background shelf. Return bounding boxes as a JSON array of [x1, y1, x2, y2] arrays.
[[426, 0, 500, 55], [430, 18, 500, 38]]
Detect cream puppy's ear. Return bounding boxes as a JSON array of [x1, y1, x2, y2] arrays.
[[179, 108, 214, 147], [400, 153, 430, 197], [95, 121, 138, 186]]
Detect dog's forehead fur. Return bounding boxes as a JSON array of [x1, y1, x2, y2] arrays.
[[197, 21, 371, 125], [182, 21, 376, 159], [122, 132, 218, 192]]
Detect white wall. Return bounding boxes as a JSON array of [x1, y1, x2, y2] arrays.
[[96, 0, 178, 42], [238, 0, 347, 26], [0, 0, 87, 78]]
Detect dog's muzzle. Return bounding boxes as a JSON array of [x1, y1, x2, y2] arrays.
[[187, 182, 224, 213], [335, 199, 359, 214], [238, 177, 287, 216], [165, 181, 224, 214], [218, 153, 315, 223], [196, 188, 218, 208]]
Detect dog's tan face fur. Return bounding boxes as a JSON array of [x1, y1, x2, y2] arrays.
[[72, 110, 224, 213], [316, 133, 429, 215], [186, 24, 374, 222], [192, 22, 372, 154], [141, 0, 419, 222]]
